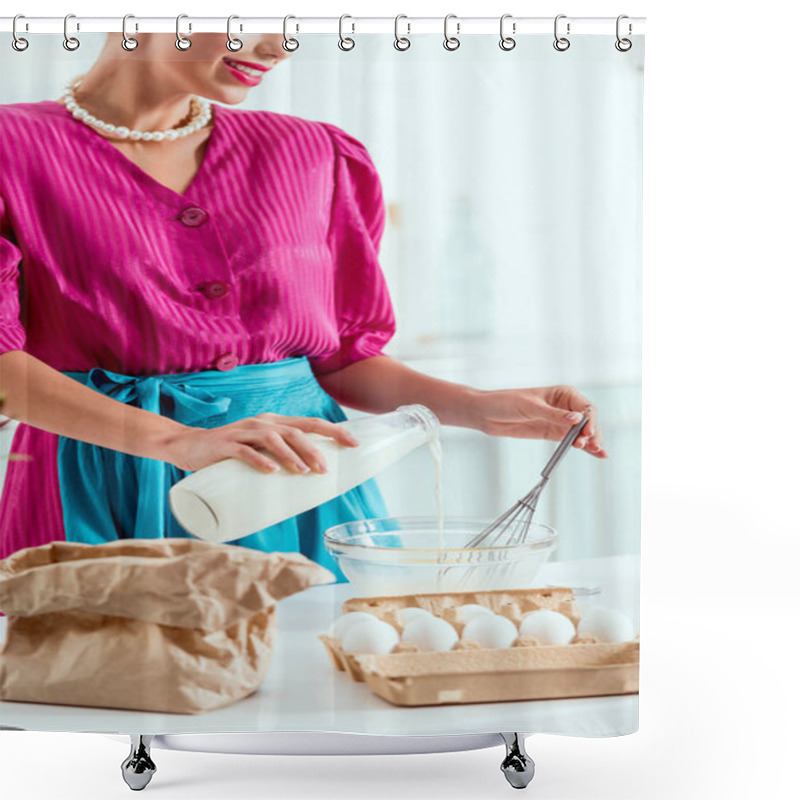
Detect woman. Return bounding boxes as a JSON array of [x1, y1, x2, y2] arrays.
[[0, 32, 606, 579]]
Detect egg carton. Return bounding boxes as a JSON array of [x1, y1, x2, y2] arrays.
[[318, 587, 639, 706], [320, 586, 579, 681]]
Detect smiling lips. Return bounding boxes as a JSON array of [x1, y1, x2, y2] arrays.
[[222, 57, 270, 86]]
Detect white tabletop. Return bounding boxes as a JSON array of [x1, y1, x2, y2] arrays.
[[0, 555, 639, 737]]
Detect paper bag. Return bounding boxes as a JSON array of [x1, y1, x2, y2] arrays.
[[0, 538, 334, 714]]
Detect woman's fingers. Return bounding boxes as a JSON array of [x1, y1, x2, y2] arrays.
[[228, 443, 281, 474], [279, 414, 359, 447], [584, 423, 605, 453], [551, 387, 608, 457], [515, 388, 607, 458], [254, 430, 317, 474], [577, 431, 608, 458], [583, 407, 608, 457], [235, 414, 359, 473], [526, 396, 585, 429], [573, 411, 594, 449], [528, 395, 592, 442], [279, 426, 330, 473], [227, 425, 311, 474]]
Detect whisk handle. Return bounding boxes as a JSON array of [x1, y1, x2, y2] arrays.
[[540, 413, 590, 480]]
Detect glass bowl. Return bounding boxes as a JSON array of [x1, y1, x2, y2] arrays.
[[324, 516, 557, 596]]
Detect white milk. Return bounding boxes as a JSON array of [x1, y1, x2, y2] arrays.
[[427, 437, 445, 550], [169, 405, 440, 544]]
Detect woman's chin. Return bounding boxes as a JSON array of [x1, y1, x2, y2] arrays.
[[204, 87, 251, 106], [207, 80, 256, 105]]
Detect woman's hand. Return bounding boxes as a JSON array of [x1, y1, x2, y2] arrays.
[[315, 357, 608, 459], [465, 385, 608, 458], [164, 413, 359, 474]]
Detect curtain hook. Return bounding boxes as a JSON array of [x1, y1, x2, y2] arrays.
[[394, 14, 411, 51], [443, 13, 460, 51], [63, 13, 80, 51], [12, 14, 29, 52], [176, 14, 192, 51], [499, 13, 516, 51], [122, 14, 138, 51], [226, 15, 243, 52], [615, 15, 633, 51], [553, 14, 571, 52], [283, 15, 299, 51], [338, 14, 355, 51]]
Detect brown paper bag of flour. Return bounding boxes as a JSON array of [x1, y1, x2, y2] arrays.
[[0, 538, 334, 714]]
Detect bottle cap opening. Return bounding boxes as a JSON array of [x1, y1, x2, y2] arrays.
[[396, 404, 441, 438]]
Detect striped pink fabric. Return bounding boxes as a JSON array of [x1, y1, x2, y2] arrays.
[[0, 100, 395, 558]]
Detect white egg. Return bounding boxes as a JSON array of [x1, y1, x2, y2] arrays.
[[462, 613, 519, 649], [328, 611, 381, 639], [577, 608, 636, 643], [401, 616, 459, 652], [454, 604, 494, 623], [341, 619, 400, 654], [519, 609, 576, 645], [396, 607, 434, 627]]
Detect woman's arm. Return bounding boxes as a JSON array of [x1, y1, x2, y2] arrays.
[[0, 350, 185, 458], [316, 355, 608, 458], [0, 350, 355, 474]]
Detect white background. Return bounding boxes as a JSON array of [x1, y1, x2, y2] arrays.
[[1, 2, 798, 799]]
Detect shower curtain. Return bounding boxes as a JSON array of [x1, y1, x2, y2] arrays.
[[0, 23, 644, 741]]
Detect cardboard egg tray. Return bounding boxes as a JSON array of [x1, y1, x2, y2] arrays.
[[319, 587, 639, 707]]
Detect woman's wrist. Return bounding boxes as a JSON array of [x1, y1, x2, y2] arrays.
[[140, 416, 192, 464], [316, 356, 490, 432], [432, 385, 488, 431]]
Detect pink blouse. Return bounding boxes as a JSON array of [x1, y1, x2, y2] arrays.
[[0, 100, 395, 374], [0, 100, 396, 559]]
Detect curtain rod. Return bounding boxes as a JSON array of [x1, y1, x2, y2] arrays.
[[1, 16, 646, 36]]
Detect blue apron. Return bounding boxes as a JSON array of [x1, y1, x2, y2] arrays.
[[56, 357, 388, 583]]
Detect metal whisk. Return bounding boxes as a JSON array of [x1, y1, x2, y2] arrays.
[[468, 410, 590, 549], [437, 410, 590, 588]]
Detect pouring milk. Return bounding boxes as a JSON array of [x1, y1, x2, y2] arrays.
[[169, 404, 442, 544]]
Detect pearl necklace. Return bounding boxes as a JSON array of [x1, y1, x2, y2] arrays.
[[61, 75, 212, 142]]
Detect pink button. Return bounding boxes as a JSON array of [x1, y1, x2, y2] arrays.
[[213, 353, 238, 371], [199, 280, 231, 299], [179, 207, 209, 227]]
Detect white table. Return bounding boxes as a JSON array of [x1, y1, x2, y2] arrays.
[[0, 555, 639, 738]]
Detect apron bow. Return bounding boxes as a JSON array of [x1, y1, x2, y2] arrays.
[[85, 367, 232, 425]]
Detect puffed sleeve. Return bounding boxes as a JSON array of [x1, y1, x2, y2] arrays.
[[0, 193, 26, 354], [308, 123, 396, 376]]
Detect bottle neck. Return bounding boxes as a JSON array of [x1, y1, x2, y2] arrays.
[[397, 404, 441, 440]]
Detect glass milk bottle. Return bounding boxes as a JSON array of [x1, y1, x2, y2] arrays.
[[168, 405, 440, 543]]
